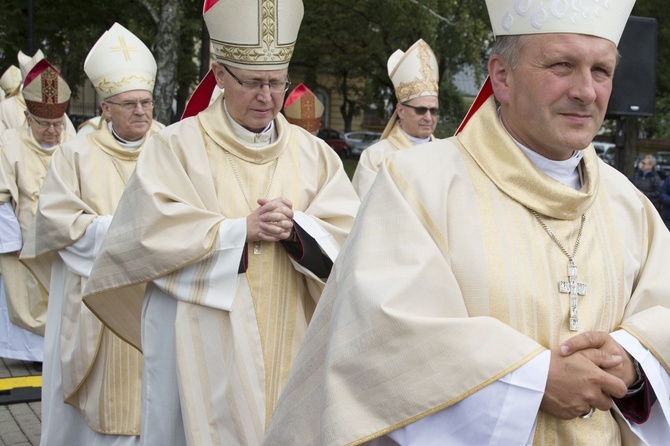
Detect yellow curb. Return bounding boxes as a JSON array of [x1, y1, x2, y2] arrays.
[[0, 376, 42, 391]]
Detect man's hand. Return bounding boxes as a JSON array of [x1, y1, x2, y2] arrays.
[[541, 343, 626, 419], [246, 197, 294, 243], [560, 331, 638, 387]]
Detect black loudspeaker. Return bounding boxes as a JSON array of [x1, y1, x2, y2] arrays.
[[606, 16, 657, 117]]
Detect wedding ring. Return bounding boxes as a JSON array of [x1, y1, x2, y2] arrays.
[[580, 407, 595, 419]]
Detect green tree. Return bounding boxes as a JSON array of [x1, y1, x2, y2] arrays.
[[630, 4, 670, 140], [292, 0, 491, 133], [0, 0, 202, 125]]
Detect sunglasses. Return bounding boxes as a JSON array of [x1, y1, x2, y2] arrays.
[[402, 103, 440, 116]]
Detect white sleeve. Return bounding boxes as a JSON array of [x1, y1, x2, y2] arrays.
[[293, 211, 339, 261], [610, 330, 670, 444], [0, 202, 22, 253], [385, 350, 550, 446], [58, 215, 113, 277], [152, 218, 247, 311]]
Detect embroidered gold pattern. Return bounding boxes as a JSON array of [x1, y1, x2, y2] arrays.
[[213, 0, 296, 65], [96, 75, 156, 96], [395, 44, 439, 100]]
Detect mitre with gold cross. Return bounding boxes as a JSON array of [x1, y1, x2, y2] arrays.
[[84, 22, 157, 99]]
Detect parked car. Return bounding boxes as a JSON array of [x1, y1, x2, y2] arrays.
[[593, 141, 616, 166], [317, 128, 350, 158], [654, 151, 670, 179], [345, 131, 382, 158]]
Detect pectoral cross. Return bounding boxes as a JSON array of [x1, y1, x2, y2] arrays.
[[558, 260, 587, 331]]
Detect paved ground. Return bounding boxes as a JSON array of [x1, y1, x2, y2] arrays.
[[0, 358, 41, 446]]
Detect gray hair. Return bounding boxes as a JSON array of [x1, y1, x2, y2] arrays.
[[644, 154, 657, 167], [490, 35, 528, 70], [490, 34, 621, 71]]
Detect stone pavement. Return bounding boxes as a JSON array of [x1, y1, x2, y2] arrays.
[[0, 358, 41, 446]]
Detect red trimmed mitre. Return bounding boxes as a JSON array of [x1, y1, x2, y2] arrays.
[[22, 59, 71, 119], [284, 83, 324, 134]]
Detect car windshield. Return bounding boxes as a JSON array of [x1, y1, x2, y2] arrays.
[[655, 153, 670, 163]]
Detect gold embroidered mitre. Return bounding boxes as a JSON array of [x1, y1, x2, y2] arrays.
[[203, 0, 304, 71], [485, 0, 635, 45], [389, 39, 439, 104], [84, 23, 157, 99], [0, 65, 22, 97], [284, 83, 324, 134], [381, 39, 439, 139], [22, 59, 71, 119]]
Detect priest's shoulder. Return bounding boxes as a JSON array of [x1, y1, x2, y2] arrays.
[[288, 121, 345, 160], [150, 114, 202, 146], [384, 135, 461, 171], [598, 159, 652, 205], [58, 131, 96, 157], [0, 126, 19, 149]]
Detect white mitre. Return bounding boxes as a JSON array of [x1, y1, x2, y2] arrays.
[[0, 65, 22, 96], [486, 0, 636, 45], [381, 39, 439, 139], [18, 50, 44, 80], [203, 0, 304, 71], [84, 22, 157, 99], [388, 39, 439, 103]]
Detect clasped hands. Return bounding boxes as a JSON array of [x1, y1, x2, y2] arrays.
[[246, 197, 294, 243], [541, 331, 638, 420]]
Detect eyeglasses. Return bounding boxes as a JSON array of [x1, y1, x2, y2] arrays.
[[402, 103, 440, 117], [222, 64, 290, 94], [29, 115, 65, 130], [105, 99, 154, 111]]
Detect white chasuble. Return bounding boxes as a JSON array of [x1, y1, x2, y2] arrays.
[[20, 122, 157, 437], [352, 121, 431, 200], [0, 123, 67, 336], [83, 99, 359, 445], [263, 97, 670, 446]]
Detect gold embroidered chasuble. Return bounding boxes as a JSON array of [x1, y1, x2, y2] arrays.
[[0, 123, 70, 335], [263, 97, 670, 446], [352, 121, 432, 199], [83, 99, 359, 444], [20, 122, 156, 435]]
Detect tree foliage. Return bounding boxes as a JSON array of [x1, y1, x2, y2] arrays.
[[2, 1, 669, 136], [0, 0, 202, 125], [292, 0, 491, 133], [628, 3, 670, 139]]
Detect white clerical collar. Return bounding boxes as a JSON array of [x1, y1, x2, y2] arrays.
[[400, 128, 431, 145], [497, 108, 582, 190], [223, 100, 276, 147], [108, 122, 145, 151]]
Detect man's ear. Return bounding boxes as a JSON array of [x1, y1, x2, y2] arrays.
[[212, 62, 225, 89], [488, 55, 510, 104], [100, 101, 112, 119]]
